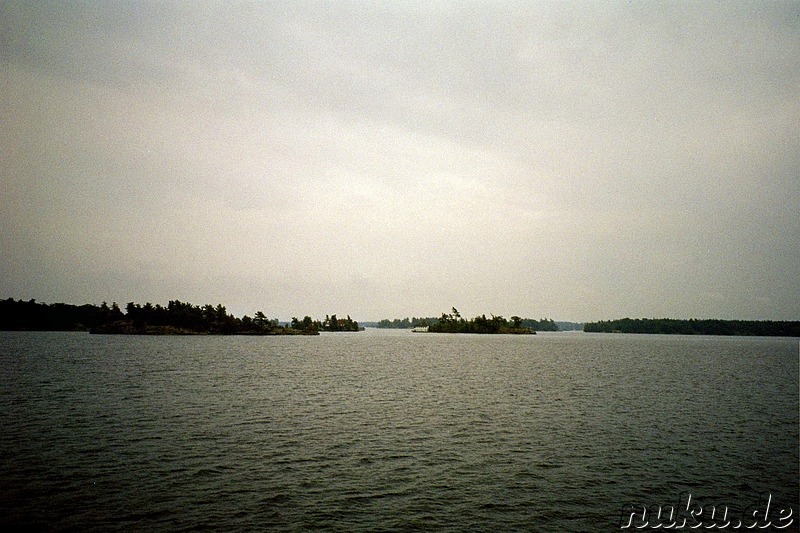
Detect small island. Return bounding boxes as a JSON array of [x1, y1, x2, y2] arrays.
[[418, 308, 536, 334], [373, 311, 558, 332]]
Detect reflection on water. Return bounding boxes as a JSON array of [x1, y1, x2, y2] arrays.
[[1, 331, 797, 531]]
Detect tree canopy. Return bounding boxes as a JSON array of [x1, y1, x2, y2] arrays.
[[583, 318, 800, 336], [0, 298, 362, 335], [427, 310, 535, 334], [376, 313, 557, 332]]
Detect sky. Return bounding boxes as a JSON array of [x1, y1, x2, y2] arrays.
[[1, 1, 799, 322]]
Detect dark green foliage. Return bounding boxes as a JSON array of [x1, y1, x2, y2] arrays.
[[375, 317, 437, 329], [427, 310, 535, 334], [376, 313, 556, 332], [583, 318, 800, 336], [520, 318, 558, 331], [0, 298, 120, 331], [290, 316, 319, 333], [95, 299, 283, 335], [320, 314, 360, 332], [0, 297, 364, 335]]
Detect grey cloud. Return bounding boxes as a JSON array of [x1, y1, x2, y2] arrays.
[[1, 1, 798, 320]]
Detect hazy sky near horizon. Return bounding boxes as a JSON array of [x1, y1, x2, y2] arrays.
[[2, 1, 799, 321]]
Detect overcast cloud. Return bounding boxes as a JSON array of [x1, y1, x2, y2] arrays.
[[1, 1, 798, 321]]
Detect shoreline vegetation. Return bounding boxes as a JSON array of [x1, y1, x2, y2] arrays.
[[0, 298, 361, 335], [410, 308, 538, 334], [583, 317, 800, 336], [372, 310, 558, 333], [1, 298, 798, 337], [428, 309, 535, 334]]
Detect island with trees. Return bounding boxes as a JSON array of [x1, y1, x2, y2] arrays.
[[401, 308, 537, 334], [373, 309, 557, 333], [6, 297, 795, 337], [583, 318, 800, 336], [0, 298, 361, 335], [301, 314, 361, 332]]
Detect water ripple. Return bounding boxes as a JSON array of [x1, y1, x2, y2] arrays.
[[0, 332, 797, 531]]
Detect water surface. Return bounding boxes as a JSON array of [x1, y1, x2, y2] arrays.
[[1, 331, 797, 531]]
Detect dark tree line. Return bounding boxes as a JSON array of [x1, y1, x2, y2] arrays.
[[426, 308, 535, 334], [519, 318, 558, 331], [0, 298, 123, 331], [0, 298, 361, 335], [376, 312, 557, 332], [583, 318, 800, 336], [319, 314, 361, 332], [288, 314, 361, 333], [376, 317, 438, 329], [119, 300, 254, 334], [290, 315, 319, 333]]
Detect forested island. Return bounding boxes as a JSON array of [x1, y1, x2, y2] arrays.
[[374, 311, 557, 332], [583, 318, 800, 336], [6, 298, 795, 337], [387, 308, 538, 334], [0, 298, 361, 335]]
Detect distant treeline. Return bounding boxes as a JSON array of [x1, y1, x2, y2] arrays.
[[374, 317, 438, 329], [583, 318, 800, 336], [555, 321, 584, 331], [375, 313, 558, 332], [0, 298, 116, 332], [429, 309, 534, 334], [0, 298, 360, 335], [384, 308, 555, 334]]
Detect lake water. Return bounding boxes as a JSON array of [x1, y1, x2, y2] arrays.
[[1, 330, 797, 531]]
